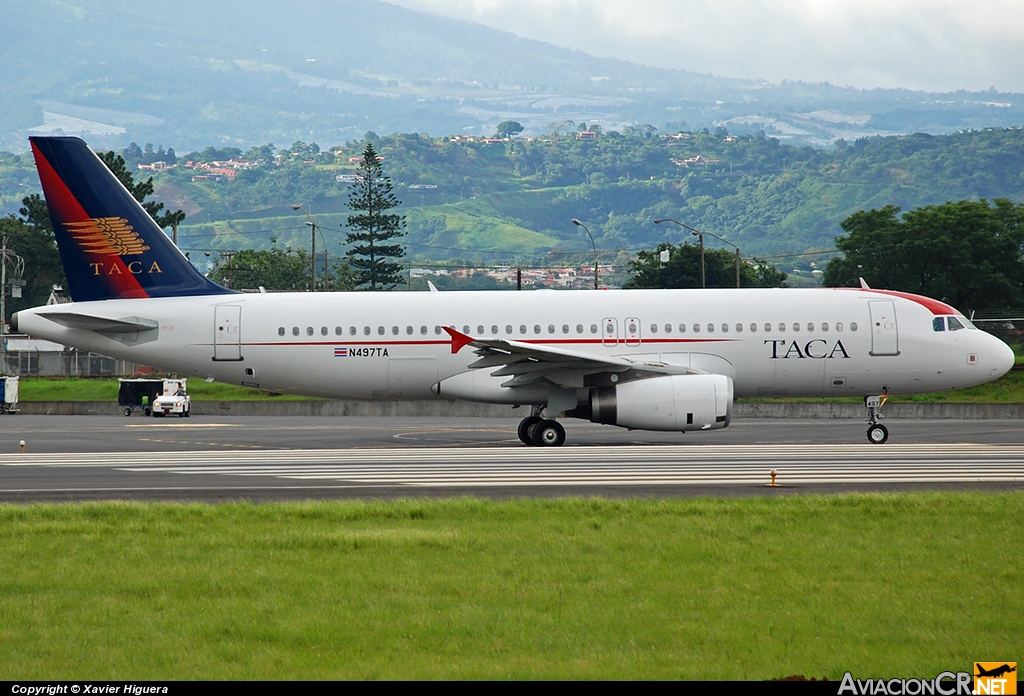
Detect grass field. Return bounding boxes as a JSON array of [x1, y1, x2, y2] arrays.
[[17, 378, 315, 402], [15, 367, 1024, 403], [0, 494, 1019, 679]]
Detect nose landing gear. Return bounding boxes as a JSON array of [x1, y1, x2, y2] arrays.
[[518, 405, 566, 447], [865, 390, 889, 444]]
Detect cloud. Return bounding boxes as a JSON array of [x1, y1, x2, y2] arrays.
[[386, 0, 1024, 91]]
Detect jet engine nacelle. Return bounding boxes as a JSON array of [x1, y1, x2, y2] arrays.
[[572, 374, 733, 432]]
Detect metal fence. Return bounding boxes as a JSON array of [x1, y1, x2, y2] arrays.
[[1, 351, 145, 377]]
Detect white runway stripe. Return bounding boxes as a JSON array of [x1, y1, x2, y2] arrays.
[[2, 444, 1022, 486]]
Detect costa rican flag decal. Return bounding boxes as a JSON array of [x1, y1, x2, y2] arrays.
[[334, 347, 348, 357]]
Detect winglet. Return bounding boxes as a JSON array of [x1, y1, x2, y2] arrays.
[[859, 277, 871, 289], [443, 326, 475, 354]]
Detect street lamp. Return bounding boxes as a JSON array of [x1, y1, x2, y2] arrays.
[[292, 204, 326, 292], [654, 219, 742, 288], [571, 218, 598, 289], [654, 218, 704, 288]]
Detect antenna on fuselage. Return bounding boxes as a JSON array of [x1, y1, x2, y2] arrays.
[[859, 277, 871, 289]]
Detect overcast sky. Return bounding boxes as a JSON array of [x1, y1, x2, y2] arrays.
[[386, 0, 1024, 93]]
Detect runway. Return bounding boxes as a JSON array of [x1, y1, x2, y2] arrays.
[[1, 434, 1022, 502]]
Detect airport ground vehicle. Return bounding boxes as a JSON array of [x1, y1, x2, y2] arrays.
[[0, 376, 19, 414], [13, 136, 1017, 445], [152, 379, 190, 418]]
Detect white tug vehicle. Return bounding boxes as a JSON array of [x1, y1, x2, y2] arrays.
[[153, 379, 191, 418]]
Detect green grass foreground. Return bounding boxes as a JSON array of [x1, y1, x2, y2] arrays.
[[0, 494, 1020, 679], [17, 378, 314, 402]]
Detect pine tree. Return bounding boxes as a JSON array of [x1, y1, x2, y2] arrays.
[[344, 143, 405, 290]]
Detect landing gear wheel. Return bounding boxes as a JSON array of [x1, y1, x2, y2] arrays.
[[143, 406, 152, 417], [124, 407, 132, 417], [867, 424, 889, 444], [518, 416, 542, 445], [532, 419, 566, 447]]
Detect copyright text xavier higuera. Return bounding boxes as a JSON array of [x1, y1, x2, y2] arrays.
[[11, 686, 168, 695]]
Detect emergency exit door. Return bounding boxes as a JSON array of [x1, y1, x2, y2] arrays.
[[214, 305, 242, 361]]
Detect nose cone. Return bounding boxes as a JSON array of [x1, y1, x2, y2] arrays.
[[990, 334, 1016, 379]]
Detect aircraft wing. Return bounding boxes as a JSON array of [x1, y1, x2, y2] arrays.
[[444, 326, 698, 390]]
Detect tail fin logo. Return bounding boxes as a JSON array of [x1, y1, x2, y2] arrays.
[[65, 217, 151, 256]]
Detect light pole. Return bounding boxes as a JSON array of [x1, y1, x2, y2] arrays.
[[701, 230, 741, 289], [291, 204, 324, 292], [571, 218, 598, 289], [655, 218, 704, 288]]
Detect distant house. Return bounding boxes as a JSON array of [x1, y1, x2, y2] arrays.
[[576, 131, 597, 141], [672, 155, 720, 168], [481, 138, 504, 145]]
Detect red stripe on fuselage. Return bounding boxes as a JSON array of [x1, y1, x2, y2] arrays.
[[31, 141, 148, 299], [839, 287, 959, 316]]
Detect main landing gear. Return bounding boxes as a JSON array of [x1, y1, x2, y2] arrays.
[[518, 406, 566, 447], [865, 390, 889, 444]]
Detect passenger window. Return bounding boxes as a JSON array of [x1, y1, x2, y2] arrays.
[[793, 323, 800, 332], [364, 326, 371, 336], [463, 325, 470, 334], [477, 325, 484, 334], [306, 326, 314, 336], [590, 324, 598, 334], [836, 322, 844, 332], [349, 326, 356, 336], [764, 323, 771, 332], [392, 326, 400, 335], [378, 326, 385, 336], [693, 324, 700, 333], [562, 324, 569, 334], [778, 323, 786, 332], [735, 323, 742, 333], [335, 326, 343, 336], [750, 323, 757, 332], [807, 322, 814, 332], [850, 322, 858, 332], [721, 323, 728, 333], [321, 326, 328, 336], [292, 327, 299, 336], [421, 326, 427, 335], [650, 324, 658, 334], [576, 324, 584, 334], [506, 325, 513, 334], [707, 323, 714, 333], [665, 324, 672, 334], [606, 323, 614, 334], [434, 326, 442, 335], [822, 322, 829, 332], [628, 323, 637, 335], [534, 325, 541, 334], [492, 325, 498, 334], [406, 326, 413, 335], [933, 317, 946, 332], [548, 324, 555, 334], [278, 327, 285, 336], [678, 324, 686, 333], [520, 325, 527, 334]]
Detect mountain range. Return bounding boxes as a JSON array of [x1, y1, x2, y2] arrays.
[[3, 0, 1023, 153]]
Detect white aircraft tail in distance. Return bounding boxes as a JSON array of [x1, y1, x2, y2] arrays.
[[14, 136, 1016, 445]]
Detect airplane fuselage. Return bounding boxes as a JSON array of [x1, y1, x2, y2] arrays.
[[15, 286, 1012, 402]]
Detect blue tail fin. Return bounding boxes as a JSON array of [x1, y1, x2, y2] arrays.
[[29, 136, 235, 302]]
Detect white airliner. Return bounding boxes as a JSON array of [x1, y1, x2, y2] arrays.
[[14, 136, 1016, 446]]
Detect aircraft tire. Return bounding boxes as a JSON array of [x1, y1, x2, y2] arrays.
[[532, 420, 566, 447], [867, 424, 889, 444], [518, 416, 542, 445]]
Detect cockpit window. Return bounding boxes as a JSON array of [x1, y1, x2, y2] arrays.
[[933, 317, 945, 332], [947, 316, 965, 331]]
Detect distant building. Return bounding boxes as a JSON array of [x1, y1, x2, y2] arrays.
[[576, 131, 597, 141]]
